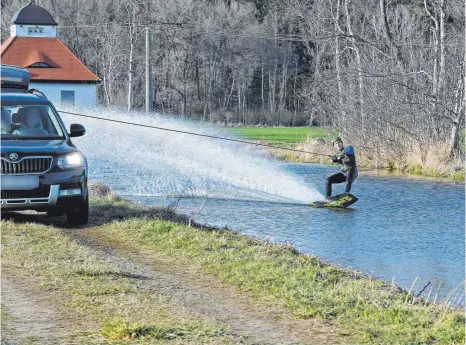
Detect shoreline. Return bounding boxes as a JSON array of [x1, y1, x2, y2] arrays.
[[266, 145, 465, 182], [93, 185, 466, 310], [1, 184, 464, 344], [222, 128, 464, 182], [122, 186, 464, 302], [287, 161, 465, 183]]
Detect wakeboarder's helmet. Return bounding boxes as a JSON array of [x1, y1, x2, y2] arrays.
[[332, 136, 343, 145]]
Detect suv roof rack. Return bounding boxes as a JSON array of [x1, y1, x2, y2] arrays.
[[1, 64, 30, 90], [28, 88, 48, 99]]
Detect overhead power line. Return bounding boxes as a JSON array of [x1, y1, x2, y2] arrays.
[[55, 23, 461, 48], [58, 110, 332, 157], [58, 22, 185, 28]]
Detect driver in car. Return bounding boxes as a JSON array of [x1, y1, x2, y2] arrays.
[[13, 107, 48, 136]]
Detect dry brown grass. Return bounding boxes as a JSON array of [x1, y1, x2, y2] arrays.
[[268, 138, 465, 180]]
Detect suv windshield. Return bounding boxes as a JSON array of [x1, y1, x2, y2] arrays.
[[1, 105, 65, 139]]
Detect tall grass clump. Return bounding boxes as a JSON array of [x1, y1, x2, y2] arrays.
[[101, 319, 225, 341], [285, 137, 465, 181]]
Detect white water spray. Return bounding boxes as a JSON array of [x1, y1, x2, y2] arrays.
[[63, 108, 323, 203]]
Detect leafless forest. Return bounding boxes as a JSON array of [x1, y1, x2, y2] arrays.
[[1, 0, 465, 164]]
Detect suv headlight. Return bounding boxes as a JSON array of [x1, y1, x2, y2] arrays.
[[57, 153, 84, 170]]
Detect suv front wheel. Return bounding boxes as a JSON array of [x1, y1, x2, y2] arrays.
[[66, 195, 89, 227]]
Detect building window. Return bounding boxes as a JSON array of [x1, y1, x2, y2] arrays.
[[61, 91, 75, 107], [28, 27, 44, 35], [29, 62, 53, 68]]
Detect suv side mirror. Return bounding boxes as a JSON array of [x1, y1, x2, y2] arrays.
[[70, 123, 86, 137]]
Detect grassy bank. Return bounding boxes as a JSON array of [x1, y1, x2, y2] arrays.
[[273, 141, 465, 181], [228, 127, 327, 144], [230, 126, 464, 181], [402, 163, 465, 181], [2, 191, 464, 344]]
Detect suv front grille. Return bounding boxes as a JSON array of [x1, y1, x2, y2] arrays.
[[1, 185, 51, 199], [1, 157, 53, 174]]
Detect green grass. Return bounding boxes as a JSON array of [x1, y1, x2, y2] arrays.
[[1, 308, 19, 342], [101, 318, 226, 341], [2, 193, 464, 344], [97, 215, 464, 345], [229, 127, 327, 144], [405, 163, 466, 181]]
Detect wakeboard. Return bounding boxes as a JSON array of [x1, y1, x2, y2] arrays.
[[309, 193, 358, 209]]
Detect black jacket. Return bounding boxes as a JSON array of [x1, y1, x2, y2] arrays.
[[332, 145, 357, 181]]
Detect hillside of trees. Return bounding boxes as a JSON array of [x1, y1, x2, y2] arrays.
[[1, 0, 465, 167]]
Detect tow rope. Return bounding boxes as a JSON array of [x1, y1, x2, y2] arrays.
[[58, 110, 332, 158]]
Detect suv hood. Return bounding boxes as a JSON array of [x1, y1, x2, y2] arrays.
[[1, 139, 77, 158]]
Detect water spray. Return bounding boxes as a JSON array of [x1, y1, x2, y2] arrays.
[[59, 110, 332, 158], [59, 108, 325, 203]]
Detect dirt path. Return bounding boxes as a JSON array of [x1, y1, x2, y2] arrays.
[[2, 210, 340, 345], [68, 227, 339, 345], [1, 274, 90, 345]]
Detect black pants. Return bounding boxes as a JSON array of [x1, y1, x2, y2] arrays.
[[326, 172, 352, 197]]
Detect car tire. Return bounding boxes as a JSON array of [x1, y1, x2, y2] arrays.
[[66, 195, 89, 227]]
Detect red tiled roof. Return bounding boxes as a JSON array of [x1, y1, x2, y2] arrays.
[[1, 37, 100, 83]]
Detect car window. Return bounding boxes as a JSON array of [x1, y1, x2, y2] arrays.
[[1, 105, 65, 139]]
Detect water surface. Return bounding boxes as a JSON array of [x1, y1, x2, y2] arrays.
[[63, 110, 464, 304], [129, 164, 465, 303]]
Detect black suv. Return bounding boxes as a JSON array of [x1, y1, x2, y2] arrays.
[[1, 65, 89, 226]]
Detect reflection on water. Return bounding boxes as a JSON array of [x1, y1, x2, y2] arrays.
[[129, 164, 465, 305]]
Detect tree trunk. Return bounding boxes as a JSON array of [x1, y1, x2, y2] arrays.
[[438, 0, 446, 97], [424, 0, 446, 139], [261, 61, 265, 111], [196, 60, 201, 101], [345, 0, 365, 125], [380, 0, 403, 65], [335, 0, 345, 121], [127, 6, 136, 112], [127, 38, 134, 111], [449, 78, 465, 156], [424, 0, 439, 97], [293, 59, 298, 127]]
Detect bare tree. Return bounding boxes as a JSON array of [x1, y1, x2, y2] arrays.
[[1, 0, 464, 163]]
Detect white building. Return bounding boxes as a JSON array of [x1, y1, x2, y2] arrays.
[[1, 0, 100, 108]]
